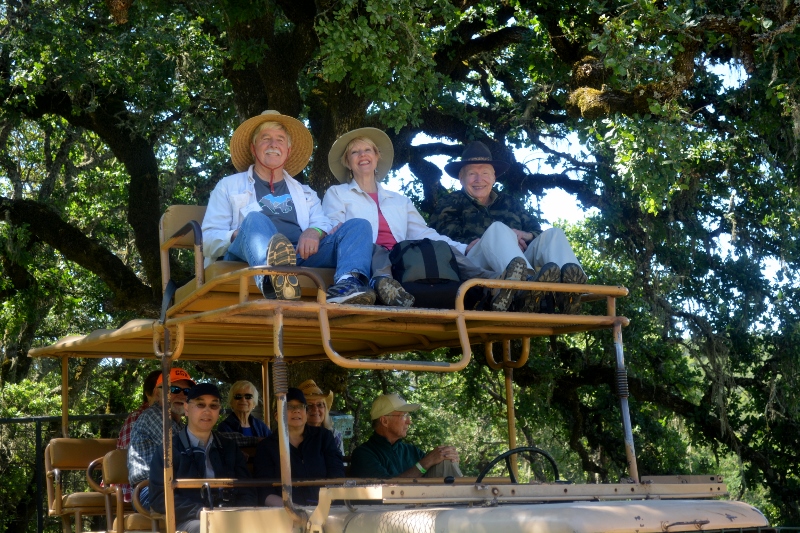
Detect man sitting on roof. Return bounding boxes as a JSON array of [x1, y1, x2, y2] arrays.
[[429, 141, 588, 314], [201, 110, 376, 305], [127, 367, 195, 509], [350, 393, 462, 479]]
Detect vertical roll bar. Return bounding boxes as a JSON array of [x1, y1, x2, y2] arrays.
[[613, 321, 639, 482], [61, 357, 69, 437], [262, 359, 271, 430], [158, 329, 177, 533], [272, 307, 307, 525]]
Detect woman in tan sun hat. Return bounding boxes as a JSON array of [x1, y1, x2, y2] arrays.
[[297, 379, 344, 454], [201, 111, 376, 305], [322, 128, 494, 308]]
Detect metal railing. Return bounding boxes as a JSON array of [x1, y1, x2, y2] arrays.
[[0, 413, 126, 533]]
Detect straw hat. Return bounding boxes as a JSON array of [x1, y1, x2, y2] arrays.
[[297, 379, 334, 410], [328, 127, 394, 183], [229, 110, 314, 176], [444, 141, 510, 178]]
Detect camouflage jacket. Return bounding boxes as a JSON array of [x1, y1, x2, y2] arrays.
[[429, 189, 542, 243]]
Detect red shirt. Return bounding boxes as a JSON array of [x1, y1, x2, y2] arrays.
[[368, 192, 397, 250]]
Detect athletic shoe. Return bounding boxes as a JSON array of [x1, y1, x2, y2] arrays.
[[326, 277, 376, 305], [491, 257, 527, 311], [372, 276, 415, 307], [266, 234, 300, 300], [515, 262, 561, 313], [557, 263, 588, 314]]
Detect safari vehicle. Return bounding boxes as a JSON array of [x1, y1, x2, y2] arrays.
[[30, 205, 770, 533]]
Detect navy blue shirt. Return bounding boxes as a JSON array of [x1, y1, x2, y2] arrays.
[[253, 425, 344, 505], [217, 412, 271, 438]]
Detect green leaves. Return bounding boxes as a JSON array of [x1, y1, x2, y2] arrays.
[[314, 0, 448, 129]]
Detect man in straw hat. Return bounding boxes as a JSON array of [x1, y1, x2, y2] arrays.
[[202, 111, 376, 304], [350, 393, 462, 479], [430, 141, 588, 314]]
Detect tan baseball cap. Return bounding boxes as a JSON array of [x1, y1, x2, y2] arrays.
[[370, 393, 420, 420]]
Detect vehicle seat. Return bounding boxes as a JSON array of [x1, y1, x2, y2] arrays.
[[159, 205, 334, 313], [44, 438, 117, 533]]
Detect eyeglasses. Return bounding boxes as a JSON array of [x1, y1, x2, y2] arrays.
[[287, 403, 307, 412], [385, 413, 412, 420], [307, 402, 326, 410], [233, 394, 254, 400], [170, 386, 192, 395], [189, 401, 221, 411]]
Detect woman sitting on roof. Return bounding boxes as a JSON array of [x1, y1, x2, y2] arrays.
[[322, 128, 525, 310], [254, 388, 345, 506]]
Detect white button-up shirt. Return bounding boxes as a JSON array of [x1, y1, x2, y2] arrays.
[[322, 180, 467, 253], [201, 166, 332, 266]]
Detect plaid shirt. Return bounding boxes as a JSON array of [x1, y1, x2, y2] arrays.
[[116, 402, 149, 501], [429, 189, 542, 244], [127, 404, 184, 487]]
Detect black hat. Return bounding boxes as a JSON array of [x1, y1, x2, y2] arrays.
[[444, 141, 510, 178], [286, 387, 307, 404], [186, 383, 221, 401]]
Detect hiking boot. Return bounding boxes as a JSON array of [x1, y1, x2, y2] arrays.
[[515, 262, 561, 313], [266, 234, 300, 300], [372, 276, 415, 307], [491, 257, 527, 312], [557, 263, 588, 314], [326, 276, 377, 305]]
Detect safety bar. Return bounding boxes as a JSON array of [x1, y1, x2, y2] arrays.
[[160, 219, 204, 293]]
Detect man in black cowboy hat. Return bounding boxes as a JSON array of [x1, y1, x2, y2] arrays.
[[201, 111, 376, 305], [429, 141, 587, 314]]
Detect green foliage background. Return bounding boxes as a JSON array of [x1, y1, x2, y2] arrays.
[[1, 0, 799, 530]]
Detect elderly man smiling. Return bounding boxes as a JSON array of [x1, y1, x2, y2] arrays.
[[430, 141, 588, 314], [350, 393, 462, 479]]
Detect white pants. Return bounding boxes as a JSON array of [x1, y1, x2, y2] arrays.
[[466, 221, 580, 274]]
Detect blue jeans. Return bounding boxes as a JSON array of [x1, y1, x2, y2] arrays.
[[224, 212, 373, 288]]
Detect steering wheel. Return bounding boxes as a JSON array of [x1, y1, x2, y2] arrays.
[[475, 446, 560, 483]]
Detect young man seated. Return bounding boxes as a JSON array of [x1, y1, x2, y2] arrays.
[[149, 383, 256, 533]]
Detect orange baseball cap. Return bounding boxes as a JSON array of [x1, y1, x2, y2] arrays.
[[155, 368, 195, 387]]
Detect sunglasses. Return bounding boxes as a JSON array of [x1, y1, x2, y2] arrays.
[[169, 386, 192, 395], [234, 393, 254, 400]]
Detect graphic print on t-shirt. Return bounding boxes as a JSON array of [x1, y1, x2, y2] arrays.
[[260, 193, 293, 214], [252, 178, 302, 244]]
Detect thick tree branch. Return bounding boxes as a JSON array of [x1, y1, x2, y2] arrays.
[[0, 197, 155, 312]]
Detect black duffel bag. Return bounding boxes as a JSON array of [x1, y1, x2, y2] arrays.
[[389, 239, 481, 309]]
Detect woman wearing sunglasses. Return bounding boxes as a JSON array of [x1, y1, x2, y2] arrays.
[[217, 380, 271, 437]]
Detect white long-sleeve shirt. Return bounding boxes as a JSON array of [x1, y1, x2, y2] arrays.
[[322, 180, 467, 254], [202, 166, 332, 266]]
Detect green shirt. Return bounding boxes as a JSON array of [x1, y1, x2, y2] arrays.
[[429, 189, 542, 244], [350, 433, 425, 478]]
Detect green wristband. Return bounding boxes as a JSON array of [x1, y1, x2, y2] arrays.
[[311, 227, 324, 237], [416, 462, 427, 475]]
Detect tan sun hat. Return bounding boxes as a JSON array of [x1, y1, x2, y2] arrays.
[[297, 379, 334, 411], [229, 110, 314, 176], [370, 393, 419, 420], [328, 127, 394, 183]]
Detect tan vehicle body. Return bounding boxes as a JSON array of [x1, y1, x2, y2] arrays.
[[29, 206, 770, 533]]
